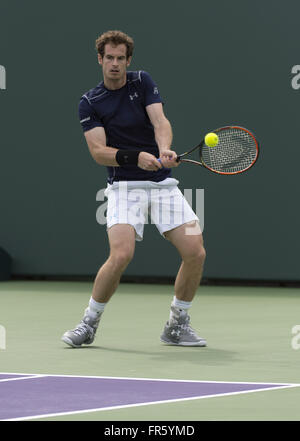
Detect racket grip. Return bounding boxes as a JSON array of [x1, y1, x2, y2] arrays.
[[176, 155, 181, 162], [157, 158, 164, 168], [157, 158, 172, 169]]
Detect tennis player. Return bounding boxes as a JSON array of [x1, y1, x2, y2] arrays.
[[62, 30, 206, 347]]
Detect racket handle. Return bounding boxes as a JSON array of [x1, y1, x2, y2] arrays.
[[176, 155, 182, 162], [157, 158, 164, 168], [157, 158, 173, 169]]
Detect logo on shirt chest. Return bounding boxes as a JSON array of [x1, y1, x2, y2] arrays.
[[129, 92, 139, 101]]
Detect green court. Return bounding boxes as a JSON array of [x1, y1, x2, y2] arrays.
[[1, 281, 299, 421]]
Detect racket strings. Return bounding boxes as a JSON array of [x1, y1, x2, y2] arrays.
[[201, 128, 258, 173]]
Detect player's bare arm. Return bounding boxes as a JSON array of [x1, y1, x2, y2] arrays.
[[84, 127, 119, 166], [146, 102, 179, 168], [85, 126, 162, 171]]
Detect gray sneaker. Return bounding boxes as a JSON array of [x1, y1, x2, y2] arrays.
[[160, 307, 207, 347], [61, 309, 101, 348]]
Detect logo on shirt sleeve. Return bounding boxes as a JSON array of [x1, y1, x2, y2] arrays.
[[153, 87, 159, 94], [80, 116, 91, 123]]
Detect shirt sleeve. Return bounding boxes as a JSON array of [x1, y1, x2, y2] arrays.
[[141, 71, 163, 107], [78, 96, 103, 132]]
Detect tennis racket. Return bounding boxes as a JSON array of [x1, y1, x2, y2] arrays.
[[176, 125, 259, 175]]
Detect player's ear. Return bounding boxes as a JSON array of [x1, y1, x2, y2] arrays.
[[98, 54, 103, 65]]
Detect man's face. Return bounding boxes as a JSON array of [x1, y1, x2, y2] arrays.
[[98, 43, 131, 84]]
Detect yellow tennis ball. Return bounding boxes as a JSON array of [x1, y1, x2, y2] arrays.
[[205, 132, 219, 147]]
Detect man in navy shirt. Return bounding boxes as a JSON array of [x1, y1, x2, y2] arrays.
[[62, 30, 207, 348], [79, 68, 172, 184]]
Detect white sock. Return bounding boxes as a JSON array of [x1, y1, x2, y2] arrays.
[[87, 297, 106, 319], [170, 296, 192, 321], [172, 295, 192, 310]]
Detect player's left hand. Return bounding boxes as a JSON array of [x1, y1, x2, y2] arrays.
[[159, 150, 180, 168]]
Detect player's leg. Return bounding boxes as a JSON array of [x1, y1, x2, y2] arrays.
[[165, 221, 205, 302], [91, 224, 136, 303], [61, 224, 136, 347], [160, 221, 207, 346]]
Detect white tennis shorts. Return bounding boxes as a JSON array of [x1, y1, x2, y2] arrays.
[[104, 178, 200, 241]]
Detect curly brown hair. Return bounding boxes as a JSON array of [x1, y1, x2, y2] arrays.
[[95, 30, 134, 59]]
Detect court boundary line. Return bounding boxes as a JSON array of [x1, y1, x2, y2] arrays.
[[0, 375, 45, 383], [1, 371, 299, 421], [0, 371, 299, 386]]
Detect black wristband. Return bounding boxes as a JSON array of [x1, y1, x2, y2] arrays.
[[115, 150, 140, 166]]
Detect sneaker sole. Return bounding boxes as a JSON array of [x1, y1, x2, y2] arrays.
[[61, 336, 83, 348], [160, 337, 207, 347]]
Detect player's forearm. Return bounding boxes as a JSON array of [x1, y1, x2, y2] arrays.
[[89, 143, 120, 166], [88, 142, 142, 168], [154, 118, 173, 153]]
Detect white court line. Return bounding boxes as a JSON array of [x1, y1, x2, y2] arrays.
[[0, 375, 45, 383], [3, 383, 299, 421], [0, 371, 299, 386]]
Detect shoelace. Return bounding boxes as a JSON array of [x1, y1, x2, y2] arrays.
[[73, 322, 92, 337], [178, 322, 198, 336]]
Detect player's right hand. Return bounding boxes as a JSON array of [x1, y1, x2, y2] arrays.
[[137, 152, 162, 171]]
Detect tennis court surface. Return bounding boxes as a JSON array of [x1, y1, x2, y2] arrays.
[[1, 373, 295, 420], [1, 281, 300, 420]]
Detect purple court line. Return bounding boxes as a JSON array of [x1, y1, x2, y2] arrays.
[[0, 373, 297, 421]]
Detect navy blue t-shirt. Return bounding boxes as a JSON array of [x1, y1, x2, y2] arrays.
[[79, 70, 171, 183]]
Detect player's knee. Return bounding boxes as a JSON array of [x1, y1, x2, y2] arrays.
[[111, 248, 134, 270], [184, 244, 206, 267], [195, 245, 206, 266]]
